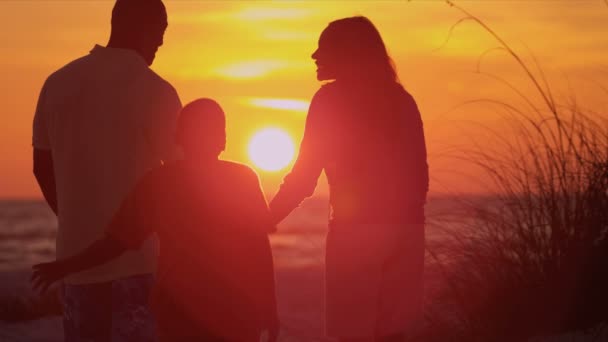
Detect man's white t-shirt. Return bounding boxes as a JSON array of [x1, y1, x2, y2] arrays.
[[32, 45, 182, 284]]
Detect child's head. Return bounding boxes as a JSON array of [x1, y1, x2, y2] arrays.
[[176, 98, 226, 158]]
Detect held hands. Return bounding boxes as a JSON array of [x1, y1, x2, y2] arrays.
[[268, 328, 278, 342], [31, 260, 70, 294], [266, 319, 280, 342]]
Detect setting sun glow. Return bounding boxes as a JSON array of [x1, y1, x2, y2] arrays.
[[248, 128, 296, 172], [1, 1, 607, 197]]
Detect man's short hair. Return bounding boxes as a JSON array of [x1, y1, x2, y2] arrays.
[[111, 0, 166, 31]]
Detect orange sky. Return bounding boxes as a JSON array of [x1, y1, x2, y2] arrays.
[[1, 0, 607, 198]]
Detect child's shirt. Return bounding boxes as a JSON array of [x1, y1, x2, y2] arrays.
[[106, 159, 277, 340]]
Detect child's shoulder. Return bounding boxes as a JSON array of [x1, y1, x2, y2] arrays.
[[149, 161, 182, 178], [139, 161, 186, 187], [218, 160, 259, 180]]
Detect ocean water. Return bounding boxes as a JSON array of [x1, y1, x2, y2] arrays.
[[0, 198, 332, 340], [0, 201, 57, 272], [0, 198, 332, 273], [0, 195, 464, 272], [0, 196, 463, 272]]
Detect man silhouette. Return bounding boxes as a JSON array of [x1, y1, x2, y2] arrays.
[[32, 0, 180, 341]]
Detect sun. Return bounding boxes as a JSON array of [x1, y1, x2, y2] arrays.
[[248, 128, 295, 172]]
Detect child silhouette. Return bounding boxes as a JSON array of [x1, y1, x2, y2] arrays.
[[33, 99, 279, 342]]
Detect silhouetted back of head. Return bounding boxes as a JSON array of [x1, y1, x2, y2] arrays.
[[176, 99, 226, 159], [109, 0, 167, 65], [318, 16, 397, 83]]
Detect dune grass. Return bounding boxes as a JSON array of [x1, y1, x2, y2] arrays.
[[421, 2, 608, 341]]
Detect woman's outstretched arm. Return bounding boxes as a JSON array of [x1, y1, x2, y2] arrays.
[[269, 89, 329, 223]]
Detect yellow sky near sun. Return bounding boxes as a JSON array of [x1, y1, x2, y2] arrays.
[[0, 0, 607, 198]]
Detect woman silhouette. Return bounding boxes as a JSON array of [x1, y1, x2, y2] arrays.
[[269, 16, 429, 342]]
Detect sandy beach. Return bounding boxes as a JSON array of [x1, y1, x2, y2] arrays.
[[0, 265, 596, 342], [0, 200, 599, 341]]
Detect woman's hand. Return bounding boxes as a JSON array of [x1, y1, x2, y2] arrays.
[[31, 260, 70, 294]]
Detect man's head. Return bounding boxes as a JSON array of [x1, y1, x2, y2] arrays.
[[110, 0, 167, 65], [176, 99, 226, 159]]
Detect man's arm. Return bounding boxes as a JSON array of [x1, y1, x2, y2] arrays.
[[31, 170, 156, 293], [33, 148, 58, 216], [31, 235, 126, 293], [32, 82, 57, 215]]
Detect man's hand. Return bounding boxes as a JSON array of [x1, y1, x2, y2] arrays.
[[31, 260, 70, 294], [31, 236, 127, 295]]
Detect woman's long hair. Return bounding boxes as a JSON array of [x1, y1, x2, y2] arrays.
[[324, 16, 399, 83]]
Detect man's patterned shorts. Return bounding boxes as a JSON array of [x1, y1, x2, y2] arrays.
[[61, 274, 156, 342]]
